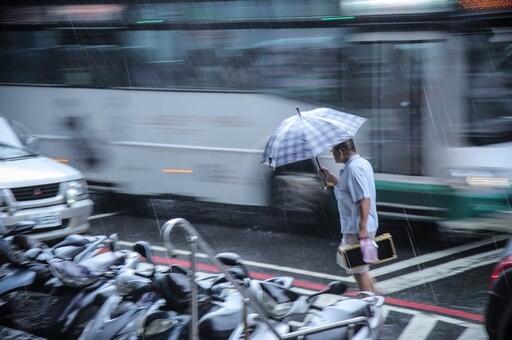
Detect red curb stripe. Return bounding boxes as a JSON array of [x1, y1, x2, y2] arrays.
[[151, 254, 484, 323]]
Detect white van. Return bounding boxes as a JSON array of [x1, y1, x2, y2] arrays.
[[0, 114, 93, 241]]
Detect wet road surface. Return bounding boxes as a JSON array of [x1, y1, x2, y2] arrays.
[[84, 194, 508, 339]]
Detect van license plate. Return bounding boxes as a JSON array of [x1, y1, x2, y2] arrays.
[[32, 213, 61, 229]]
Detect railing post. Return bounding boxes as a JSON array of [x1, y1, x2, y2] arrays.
[[243, 297, 250, 340], [189, 235, 199, 340]]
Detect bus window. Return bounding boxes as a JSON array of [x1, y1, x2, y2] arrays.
[[54, 29, 131, 87], [463, 32, 512, 146], [242, 32, 345, 104], [0, 30, 58, 84]]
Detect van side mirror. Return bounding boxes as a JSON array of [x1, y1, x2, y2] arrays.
[[24, 135, 39, 151]]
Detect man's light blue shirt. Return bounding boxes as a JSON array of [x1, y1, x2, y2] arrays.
[[333, 155, 378, 234]]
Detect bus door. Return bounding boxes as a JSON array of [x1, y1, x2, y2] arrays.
[[340, 33, 449, 176]]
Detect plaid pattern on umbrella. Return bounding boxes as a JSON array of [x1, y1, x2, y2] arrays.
[[261, 107, 366, 169]]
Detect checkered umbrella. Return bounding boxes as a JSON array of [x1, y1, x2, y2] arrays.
[[261, 107, 366, 169]]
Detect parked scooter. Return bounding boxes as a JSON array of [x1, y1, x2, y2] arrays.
[[145, 252, 250, 340], [0, 233, 135, 339], [78, 265, 190, 340], [0, 233, 117, 298], [44, 243, 142, 339], [228, 279, 385, 340], [78, 248, 250, 340]]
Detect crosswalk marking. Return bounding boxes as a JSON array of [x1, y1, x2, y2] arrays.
[[370, 234, 508, 277], [457, 325, 487, 340], [377, 248, 501, 294], [397, 314, 438, 340], [380, 305, 390, 323], [382, 306, 486, 339], [457, 325, 489, 340]]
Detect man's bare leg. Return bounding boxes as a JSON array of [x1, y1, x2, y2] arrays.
[[354, 272, 384, 296], [354, 272, 374, 292]]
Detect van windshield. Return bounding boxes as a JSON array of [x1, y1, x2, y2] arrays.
[[0, 142, 37, 160]]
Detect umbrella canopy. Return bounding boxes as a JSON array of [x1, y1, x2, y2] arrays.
[[261, 107, 366, 169]]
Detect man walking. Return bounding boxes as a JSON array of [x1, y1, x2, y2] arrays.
[[321, 139, 382, 294]]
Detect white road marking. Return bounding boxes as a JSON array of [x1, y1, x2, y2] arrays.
[[379, 305, 390, 326], [457, 326, 487, 340], [383, 305, 482, 328], [397, 314, 437, 340], [377, 248, 502, 294], [370, 234, 509, 277]]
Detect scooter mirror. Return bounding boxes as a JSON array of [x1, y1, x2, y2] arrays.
[[133, 241, 154, 265], [107, 233, 119, 251], [216, 252, 242, 266], [5, 221, 36, 237], [325, 281, 348, 295], [307, 281, 347, 301]]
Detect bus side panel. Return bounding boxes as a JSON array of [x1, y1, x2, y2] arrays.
[[0, 85, 341, 207]]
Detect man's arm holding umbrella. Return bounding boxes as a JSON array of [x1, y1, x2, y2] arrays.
[[320, 167, 338, 185]]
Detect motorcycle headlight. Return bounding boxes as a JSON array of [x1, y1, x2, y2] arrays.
[[66, 179, 88, 206]]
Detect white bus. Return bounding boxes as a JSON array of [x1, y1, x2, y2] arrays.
[[0, 0, 511, 225]]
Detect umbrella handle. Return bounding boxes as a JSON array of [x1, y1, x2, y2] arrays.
[[315, 157, 328, 191]]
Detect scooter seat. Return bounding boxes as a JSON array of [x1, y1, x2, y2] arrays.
[[79, 251, 126, 272], [52, 245, 87, 261], [329, 298, 371, 319], [52, 234, 95, 248], [48, 251, 126, 284], [299, 299, 371, 340]]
